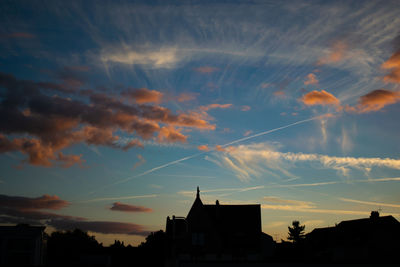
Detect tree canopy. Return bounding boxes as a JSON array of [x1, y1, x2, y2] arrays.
[[287, 220, 305, 244]]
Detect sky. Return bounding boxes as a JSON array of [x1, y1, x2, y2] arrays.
[[1, 0, 400, 245]]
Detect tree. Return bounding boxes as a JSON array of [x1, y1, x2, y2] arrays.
[[287, 220, 305, 244]]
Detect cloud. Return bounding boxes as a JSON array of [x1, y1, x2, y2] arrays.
[[176, 93, 197, 102], [194, 66, 219, 73], [382, 50, 400, 83], [2, 32, 35, 39], [48, 219, 149, 236], [300, 90, 340, 106], [208, 142, 400, 181], [0, 193, 149, 236], [0, 72, 216, 166], [241, 105, 251, 111], [243, 130, 253, 137], [261, 204, 372, 216], [215, 145, 225, 152], [262, 196, 315, 209], [346, 89, 400, 113], [197, 145, 210, 151], [83, 194, 158, 203], [0, 194, 69, 210], [157, 126, 187, 143], [304, 73, 318, 85], [199, 103, 233, 111], [339, 197, 400, 208], [110, 202, 153, 212], [123, 88, 163, 104], [132, 154, 146, 170], [317, 41, 347, 65], [101, 47, 178, 69], [273, 91, 285, 97]]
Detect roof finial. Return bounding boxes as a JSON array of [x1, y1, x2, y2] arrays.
[[196, 186, 200, 199]]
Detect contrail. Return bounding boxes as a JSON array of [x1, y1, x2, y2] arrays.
[[108, 114, 329, 186]]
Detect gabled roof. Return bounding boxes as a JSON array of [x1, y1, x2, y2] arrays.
[[203, 204, 261, 235]]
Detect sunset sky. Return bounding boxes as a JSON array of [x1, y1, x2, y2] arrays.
[[1, 0, 400, 245]]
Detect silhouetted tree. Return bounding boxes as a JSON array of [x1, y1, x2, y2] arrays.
[[287, 220, 305, 244], [139, 230, 166, 266], [47, 229, 103, 264]]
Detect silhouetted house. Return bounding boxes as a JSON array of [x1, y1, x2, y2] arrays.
[[0, 224, 45, 266], [306, 211, 400, 263], [165, 187, 275, 266]]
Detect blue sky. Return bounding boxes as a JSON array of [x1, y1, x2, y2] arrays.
[[1, 0, 400, 245]]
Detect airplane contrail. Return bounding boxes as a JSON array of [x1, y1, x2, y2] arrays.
[[108, 113, 330, 186]]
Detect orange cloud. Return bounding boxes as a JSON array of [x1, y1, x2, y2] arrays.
[[215, 145, 225, 152], [123, 88, 163, 104], [382, 51, 400, 83], [110, 202, 152, 212], [157, 126, 187, 143], [194, 66, 219, 73], [300, 90, 340, 106], [304, 73, 318, 85], [346, 89, 400, 113], [200, 103, 233, 111], [0, 73, 219, 167], [317, 41, 347, 65], [198, 145, 210, 151]]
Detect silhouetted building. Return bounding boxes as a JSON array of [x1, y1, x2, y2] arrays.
[[0, 224, 45, 266], [306, 211, 400, 263], [165, 187, 275, 266]]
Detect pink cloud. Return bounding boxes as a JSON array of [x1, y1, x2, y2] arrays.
[[304, 73, 318, 85], [194, 66, 219, 73], [241, 105, 251, 111]]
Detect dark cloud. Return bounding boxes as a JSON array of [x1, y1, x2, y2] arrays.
[[110, 202, 152, 213], [0, 193, 149, 236], [48, 219, 149, 236], [0, 194, 69, 210], [0, 72, 216, 167]]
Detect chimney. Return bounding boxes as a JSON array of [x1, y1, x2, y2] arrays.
[[370, 211, 379, 220]]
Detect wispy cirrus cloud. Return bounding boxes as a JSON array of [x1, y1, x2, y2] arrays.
[[317, 41, 347, 65], [101, 47, 179, 69], [339, 197, 400, 208], [208, 142, 400, 181]]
